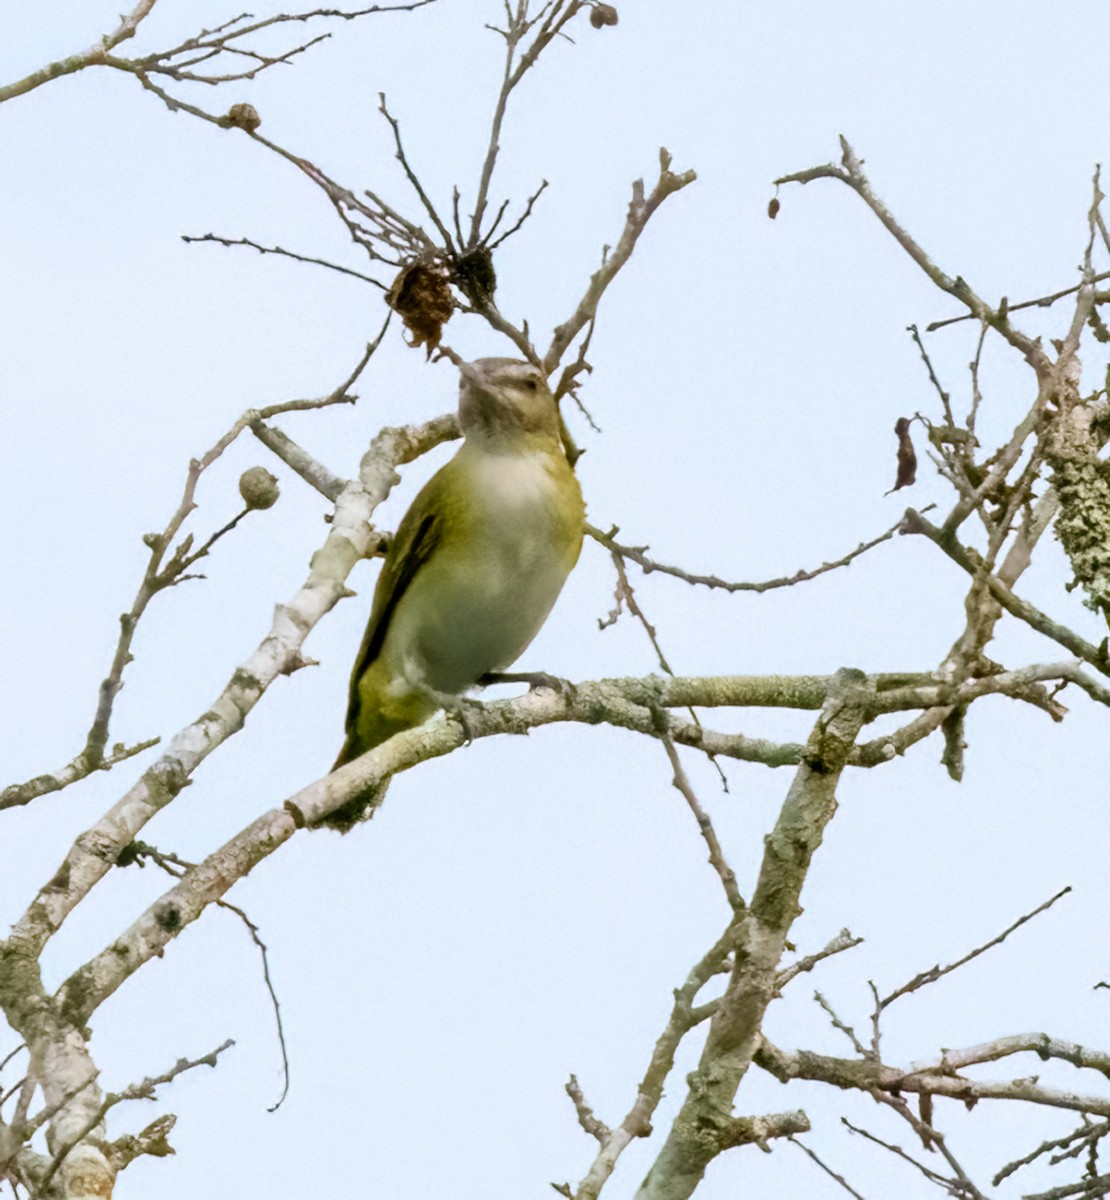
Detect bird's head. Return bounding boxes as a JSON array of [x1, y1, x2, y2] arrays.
[[458, 358, 560, 446]]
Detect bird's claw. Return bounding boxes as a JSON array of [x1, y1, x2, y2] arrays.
[[449, 696, 486, 744], [418, 681, 487, 744], [477, 670, 576, 698]]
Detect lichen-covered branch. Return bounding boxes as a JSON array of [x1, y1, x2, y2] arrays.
[[904, 509, 1110, 677], [0, 0, 159, 103], [1, 386, 360, 815], [6, 413, 459, 961], [756, 1035, 1110, 1118], [632, 670, 873, 1200], [571, 922, 739, 1200]]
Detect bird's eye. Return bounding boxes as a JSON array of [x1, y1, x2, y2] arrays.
[[523, 378, 538, 392]]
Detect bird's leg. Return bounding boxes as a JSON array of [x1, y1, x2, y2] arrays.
[[477, 671, 577, 697], [414, 680, 487, 744]]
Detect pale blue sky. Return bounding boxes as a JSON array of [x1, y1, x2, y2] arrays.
[[3, 3, 1109, 1197]]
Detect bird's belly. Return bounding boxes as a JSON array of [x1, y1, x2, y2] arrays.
[[378, 448, 582, 698], [407, 538, 568, 694]]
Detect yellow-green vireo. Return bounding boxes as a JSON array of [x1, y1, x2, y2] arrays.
[[324, 357, 585, 830]]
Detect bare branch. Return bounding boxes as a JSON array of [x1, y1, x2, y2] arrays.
[[654, 717, 744, 910], [995, 1118, 1110, 1186], [776, 930, 864, 992], [869, 1089, 989, 1196], [776, 136, 1048, 370], [876, 885, 1072, 1012], [635, 672, 873, 1200], [841, 1117, 969, 1195], [0, 2, 437, 105], [814, 992, 868, 1058], [927, 268, 1110, 332], [378, 94, 456, 252], [545, 149, 696, 373], [574, 921, 739, 1200], [0, 739, 159, 812], [565, 1075, 611, 1144], [904, 509, 1110, 676], [117, 843, 291, 1111], [587, 510, 916, 596], [757, 1036, 1110, 1118], [182, 232, 384, 287], [0, 0, 158, 103], [852, 706, 952, 768], [10, 413, 459, 960], [469, 1, 585, 246], [601, 549, 675, 673], [0, 371, 363, 816], [39, 1041, 233, 1189], [788, 1136, 870, 1200], [487, 178, 550, 250], [1025, 1174, 1110, 1200], [720, 1109, 810, 1149]]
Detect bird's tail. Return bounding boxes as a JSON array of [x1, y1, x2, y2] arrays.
[[321, 692, 425, 832], [317, 730, 396, 833], [315, 773, 391, 833]]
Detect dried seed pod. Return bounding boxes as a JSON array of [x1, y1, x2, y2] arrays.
[[386, 261, 455, 355], [239, 467, 280, 510], [886, 417, 917, 494], [224, 103, 262, 132], [590, 3, 619, 27], [452, 246, 498, 305], [767, 197, 781, 219]]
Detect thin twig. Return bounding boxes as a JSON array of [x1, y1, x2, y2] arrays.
[[842, 1117, 964, 1193], [788, 1136, 870, 1200], [654, 717, 743, 910], [776, 136, 1047, 369], [181, 233, 384, 287], [904, 509, 1110, 676], [378, 93, 456, 252], [545, 148, 696, 373], [587, 510, 918, 596], [814, 992, 868, 1057], [927, 268, 1110, 331], [877, 885, 1071, 1011], [776, 930, 863, 991], [907, 324, 954, 425], [117, 843, 290, 1110], [39, 1041, 234, 1188], [995, 1118, 1110, 1186]]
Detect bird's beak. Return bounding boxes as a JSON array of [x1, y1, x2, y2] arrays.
[[457, 359, 491, 391]]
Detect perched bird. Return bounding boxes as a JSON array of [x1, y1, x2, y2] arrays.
[[324, 357, 585, 830]]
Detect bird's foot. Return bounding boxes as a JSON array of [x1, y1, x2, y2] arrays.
[[477, 670, 577, 698], [416, 681, 487, 744], [448, 696, 487, 744]]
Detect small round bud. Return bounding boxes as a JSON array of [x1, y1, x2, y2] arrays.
[[590, 3, 619, 27], [226, 103, 261, 133], [239, 467, 280, 510]]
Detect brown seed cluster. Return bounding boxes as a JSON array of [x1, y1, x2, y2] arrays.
[[386, 261, 456, 354], [224, 103, 262, 133], [590, 3, 619, 27]]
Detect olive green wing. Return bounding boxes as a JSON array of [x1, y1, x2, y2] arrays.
[[340, 477, 446, 748]]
